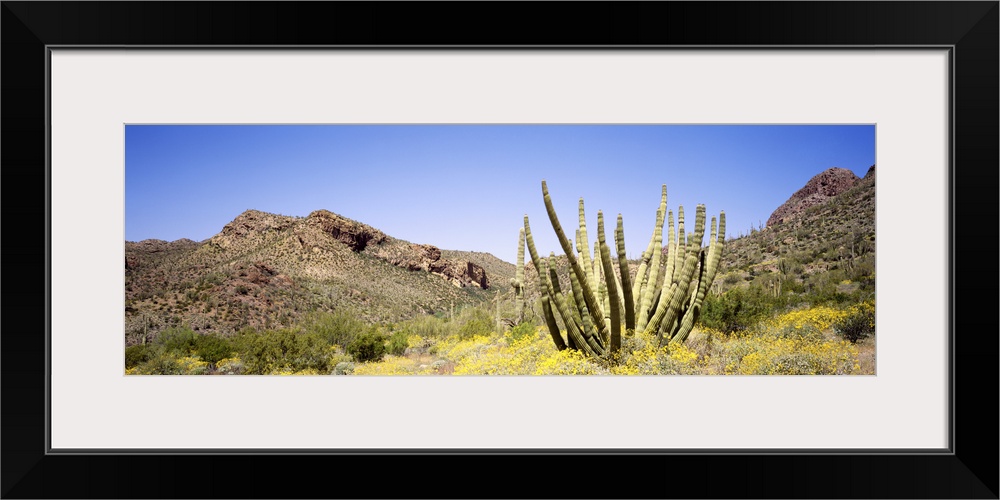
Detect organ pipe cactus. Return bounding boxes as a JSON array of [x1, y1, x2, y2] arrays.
[[526, 180, 726, 358]]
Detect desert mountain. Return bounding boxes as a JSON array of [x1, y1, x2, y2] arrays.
[[125, 209, 514, 343], [718, 165, 875, 296]]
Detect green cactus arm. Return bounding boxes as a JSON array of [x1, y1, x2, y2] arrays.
[[597, 211, 623, 356], [537, 259, 567, 351], [645, 205, 706, 342], [515, 227, 525, 287], [593, 240, 612, 331], [631, 185, 666, 319], [569, 267, 600, 346], [637, 186, 667, 329], [547, 256, 564, 295], [525, 215, 576, 350], [664, 210, 677, 287], [545, 258, 594, 355], [615, 214, 636, 331], [549, 252, 585, 331], [547, 263, 578, 351], [648, 287, 662, 319], [585, 330, 606, 356], [636, 186, 667, 331], [592, 240, 602, 280], [672, 250, 706, 343], [548, 252, 580, 325], [513, 227, 526, 315], [595, 235, 609, 341], [630, 247, 651, 311], [523, 215, 546, 288], [540, 296, 566, 350], [565, 330, 578, 350], [630, 188, 665, 312], [675, 206, 687, 283], [672, 211, 725, 344], [541, 180, 608, 337], [578, 198, 599, 298]]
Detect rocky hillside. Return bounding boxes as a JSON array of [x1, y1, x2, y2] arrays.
[[718, 165, 876, 299], [125, 209, 515, 343], [766, 166, 871, 227]]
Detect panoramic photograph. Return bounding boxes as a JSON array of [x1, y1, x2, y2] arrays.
[[125, 124, 876, 375]]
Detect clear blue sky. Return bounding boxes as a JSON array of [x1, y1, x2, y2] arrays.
[[125, 125, 875, 264]]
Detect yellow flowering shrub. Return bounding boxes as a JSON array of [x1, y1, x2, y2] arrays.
[[766, 306, 850, 332], [665, 344, 701, 374], [215, 356, 244, 375], [451, 332, 551, 375], [719, 333, 859, 375], [308, 306, 869, 376], [177, 356, 209, 375], [352, 355, 436, 375], [606, 331, 703, 375], [436, 334, 495, 364], [609, 332, 667, 375], [271, 367, 324, 375], [406, 334, 427, 349], [534, 347, 602, 375]]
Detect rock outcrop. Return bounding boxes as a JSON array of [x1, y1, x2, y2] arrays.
[[767, 167, 861, 227], [220, 210, 295, 238], [305, 209, 387, 252], [386, 242, 489, 289], [863, 164, 876, 181]]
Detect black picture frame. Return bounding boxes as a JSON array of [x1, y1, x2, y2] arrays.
[[2, 2, 996, 498]]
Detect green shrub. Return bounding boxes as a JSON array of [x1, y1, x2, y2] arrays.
[[398, 314, 451, 339], [455, 306, 493, 339], [347, 331, 387, 363], [506, 321, 536, 343], [156, 327, 199, 355], [303, 310, 369, 347], [235, 329, 332, 374], [386, 331, 408, 356], [125, 344, 155, 369], [770, 322, 823, 341], [833, 301, 875, 343], [194, 334, 234, 366], [137, 353, 183, 375], [700, 286, 775, 334]]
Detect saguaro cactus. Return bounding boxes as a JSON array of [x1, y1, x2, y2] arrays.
[[526, 180, 726, 358]]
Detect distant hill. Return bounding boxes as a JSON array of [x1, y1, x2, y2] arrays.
[[717, 165, 876, 300], [125, 209, 515, 343], [767, 167, 863, 227]]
